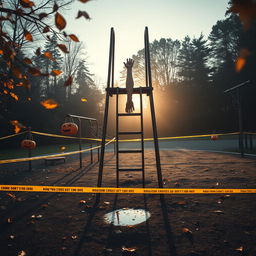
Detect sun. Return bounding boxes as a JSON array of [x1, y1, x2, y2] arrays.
[[131, 94, 148, 111]]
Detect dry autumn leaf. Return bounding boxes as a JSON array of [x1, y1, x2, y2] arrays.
[[69, 34, 79, 42], [35, 47, 41, 56], [12, 67, 22, 79], [39, 13, 48, 20], [7, 192, 16, 199], [79, 0, 91, 3], [23, 57, 32, 65], [20, 0, 34, 8], [43, 26, 50, 33], [57, 44, 69, 53], [64, 76, 73, 86], [24, 30, 33, 42], [55, 12, 66, 30], [10, 120, 25, 133], [51, 69, 62, 76], [10, 92, 19, 101], [76, 10, 91, 20], [44, 51, 55, 61], [40, 99, 59, 109], [81, 97, 87, 102], [28, 67, 41, 76]]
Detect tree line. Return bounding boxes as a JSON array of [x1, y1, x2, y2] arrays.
[[117, 12, 256, 137]]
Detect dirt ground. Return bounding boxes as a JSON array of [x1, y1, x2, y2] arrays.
[[0, 149, 256, 256]]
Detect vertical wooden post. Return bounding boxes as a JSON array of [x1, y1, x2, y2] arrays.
[[27, 127, 32, 172], [237, 89, 244, 157], [78, 118, 82, 168], [249, 134, 253, 152]]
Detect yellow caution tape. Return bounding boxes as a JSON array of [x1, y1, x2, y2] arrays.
[[0, 137, 115, 164], [118, 132, 240, 142], [31, 131, 102, 142], [0, 131, 26, 140], [0, 185, 255, 194]]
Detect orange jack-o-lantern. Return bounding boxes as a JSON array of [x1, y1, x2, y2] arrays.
[[211, 135, 218, 141], [61, 122, 78, 135], [21, 139, 36, 150]]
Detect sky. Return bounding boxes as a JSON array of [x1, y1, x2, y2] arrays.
[[65, 0, 230, 85]]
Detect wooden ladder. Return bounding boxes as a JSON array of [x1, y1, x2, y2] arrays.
[[96, 27, 163, 192]]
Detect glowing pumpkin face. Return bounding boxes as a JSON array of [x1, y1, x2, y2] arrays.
[[61, 122, 78, 135], [211, 135, 218, 141], [21, 139, 36, 150]]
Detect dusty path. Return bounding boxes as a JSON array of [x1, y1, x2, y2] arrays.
[[0, 150, 256, 256]]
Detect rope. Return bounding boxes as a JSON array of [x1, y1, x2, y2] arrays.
[[0, 131, 27, 140]]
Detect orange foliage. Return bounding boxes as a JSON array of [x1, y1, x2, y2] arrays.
[[10, 92, 19, 101], [55, 12, 66, 30], [12, 67, 22, 79], [69, 34, 79, 42], [24, 30, 33, 41], [235, 48, 250, 72], [51, 69, 62, 76], [10, 120, 25, 133], [40, 99, 59, 109], [57, 44, 69, 53]]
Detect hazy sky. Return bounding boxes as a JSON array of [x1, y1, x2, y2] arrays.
[[66, 0, 230, 85]]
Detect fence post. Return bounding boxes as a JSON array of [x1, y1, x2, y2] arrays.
[[27, 127, 32, 172]]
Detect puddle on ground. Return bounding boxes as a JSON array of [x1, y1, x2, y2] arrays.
[[104, 208, 151, 226]]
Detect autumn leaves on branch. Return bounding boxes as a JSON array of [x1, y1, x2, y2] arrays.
[[0, 0, 91, 110]]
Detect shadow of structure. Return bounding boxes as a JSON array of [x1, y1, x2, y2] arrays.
[[160, 194, 177, 256]]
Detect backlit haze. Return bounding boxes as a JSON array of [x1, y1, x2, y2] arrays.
[[65, 0, 229, 87]]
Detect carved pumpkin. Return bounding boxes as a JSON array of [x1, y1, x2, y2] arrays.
[[21, 139, 36, 150], [61, 122, 78, 135], [211, 135, 218, 141]]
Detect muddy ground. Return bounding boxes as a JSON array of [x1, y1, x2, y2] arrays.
[[0, 149, 256, 256]]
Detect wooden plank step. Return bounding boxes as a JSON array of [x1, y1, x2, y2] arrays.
[[118, 168, 143, 172], [118, 131, 142, 135], [118, 113, 142, 116], [118, 150, 142, 154]]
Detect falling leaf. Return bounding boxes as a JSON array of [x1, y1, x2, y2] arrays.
[[81, 97, 87, 102], [10, 120, 25, 133], [51, 69, 62, 76], [7, 193, 16, 199], [39, 13, 48, 19], [57, 44, 69, 53], [79, 200, 86, 204], [69, 34, 79, 42], [64, 76, 73, 87], [76, 10, 91, 20], [27, 97, 31, 101], [43, 26, 50, 33], [12, 67, 22, 79], [35, 47, 41, 56], [40, 99, 59, 109], [28, 67, 41, 76], [10, 92, 18, 101], [23, 57, 32, 65], [44, 51, 55, 61], [71, 235, 78, 239], [236, 49, 250, 72], [55, 12, 66, 30], [20, 0, 34, 8], [53, 2, 59, 12], [24, 30, 33, 42], [0, 49, 3, 54]]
